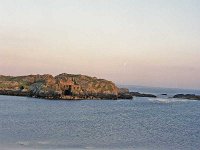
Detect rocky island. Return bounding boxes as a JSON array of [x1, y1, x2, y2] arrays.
[[0, 73, 133, 100], [130, 92, 157, 98], [173, 94, 200, 100]]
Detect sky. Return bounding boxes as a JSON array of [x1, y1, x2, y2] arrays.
[[0, 0, 200, 89]]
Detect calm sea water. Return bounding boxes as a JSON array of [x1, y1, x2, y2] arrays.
[[123, 85, 200, 98], [0, 86, 200, 150]]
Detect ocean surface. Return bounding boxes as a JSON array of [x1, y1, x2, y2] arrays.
[[0, 86, 200, 150], [123, 85, 200, 98]]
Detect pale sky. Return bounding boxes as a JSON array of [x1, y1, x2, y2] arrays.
[[0, 0, 200, 89]]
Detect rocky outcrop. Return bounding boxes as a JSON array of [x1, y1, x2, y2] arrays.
[[119, 88, 130, 94], [161, 94, 167, 96], [0, 73, 132, 100], [118, 88, 133, 99], [130, 92, 157, 98], [55, 73, 119, 96], [173, 94, 200, 100]]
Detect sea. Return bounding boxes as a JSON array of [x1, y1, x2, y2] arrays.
[[0, 86, 200, 150]]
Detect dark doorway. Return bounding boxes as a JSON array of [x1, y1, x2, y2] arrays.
[[64, 85, 72, 96]]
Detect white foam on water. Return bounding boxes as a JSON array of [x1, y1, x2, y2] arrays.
[[84, 146, 96, 149], [16, 141, 30, 146], [37, 141, 50, 145], [148, 98, 193, 103]]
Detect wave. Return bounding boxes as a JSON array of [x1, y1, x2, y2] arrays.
[[148, 98, 193, 103], [37, 141, 50, 145], [16, 141, 30, 146]]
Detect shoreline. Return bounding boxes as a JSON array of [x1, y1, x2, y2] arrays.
[[1, 91, 200, 101]]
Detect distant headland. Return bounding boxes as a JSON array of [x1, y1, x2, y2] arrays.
[[1, 73, 200, 101], [0, 73, 133, 100]]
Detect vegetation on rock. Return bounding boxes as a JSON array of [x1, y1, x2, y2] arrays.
[[0, 73, 131, 100]]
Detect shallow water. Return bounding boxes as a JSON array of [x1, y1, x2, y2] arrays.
[[0, 94, 200, 150]]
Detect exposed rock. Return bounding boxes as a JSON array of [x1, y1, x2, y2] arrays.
[[0, 73, 133, 100], [0, 90, 29, 97], [173, 94, 200, 100], [161, 94, 167, 96], [117, 88, 133, 99], [118, 93, 133, 99], [130, 92, 157, 98], [119, 88, 130, 94], [55, 73, 119, 96]]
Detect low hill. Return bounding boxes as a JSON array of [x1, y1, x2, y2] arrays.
[[0, 73, 132, 100]]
